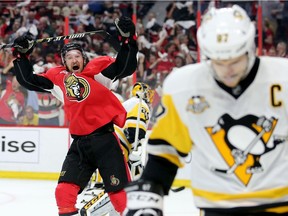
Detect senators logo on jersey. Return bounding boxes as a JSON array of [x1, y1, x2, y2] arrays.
[[64, 74, 90, 101], [206, 114, 284, 186]]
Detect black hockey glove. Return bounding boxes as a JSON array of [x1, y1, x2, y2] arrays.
[[123, 180, 164, 216], [13, 32, 35, 57], [115, 16, 136, 43]]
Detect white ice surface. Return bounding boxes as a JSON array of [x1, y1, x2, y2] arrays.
[[0, 179, 200, 216]]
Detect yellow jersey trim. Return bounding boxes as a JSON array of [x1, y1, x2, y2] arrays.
[[192, 186, 288, 201]]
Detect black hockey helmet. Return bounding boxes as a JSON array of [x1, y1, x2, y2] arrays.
[[61, 42, 89, 69]]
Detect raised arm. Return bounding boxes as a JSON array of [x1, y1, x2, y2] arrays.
[[12, 33, 54, 92], [101, 16, 138, 80]]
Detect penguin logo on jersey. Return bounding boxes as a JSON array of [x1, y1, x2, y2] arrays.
[[186, 96, 209, 114], [206, 114, 283, 186], [64, 74, 90, 101]]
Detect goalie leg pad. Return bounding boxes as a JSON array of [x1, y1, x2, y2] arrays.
[[108, 189, 127, 213], [55, 182, 80, 215]]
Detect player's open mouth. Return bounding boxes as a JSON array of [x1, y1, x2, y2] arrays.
[[73, 65, 79, 70]]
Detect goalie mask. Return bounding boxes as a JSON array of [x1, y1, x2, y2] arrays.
[[61, 43, 89, 71], [132, 82, 154, 104]]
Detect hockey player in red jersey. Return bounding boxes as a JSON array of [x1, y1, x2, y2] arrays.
[[12, 17, 137, 216]]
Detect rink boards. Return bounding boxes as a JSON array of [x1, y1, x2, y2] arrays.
[[0, 126, 192, 188]]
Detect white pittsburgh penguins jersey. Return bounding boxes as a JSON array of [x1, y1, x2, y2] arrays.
[[148, 56, 288, 211], [115, 96, 150, 159]]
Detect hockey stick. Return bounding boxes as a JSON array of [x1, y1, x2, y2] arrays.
[[211, 128, 266, 174], [170, 186, 185, 193], [130, 88, 145, 180], [134, 90, 143, 147], [0, 30, 121, 52]]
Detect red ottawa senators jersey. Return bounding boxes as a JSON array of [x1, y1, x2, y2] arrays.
[[40, 56, 127, 135]]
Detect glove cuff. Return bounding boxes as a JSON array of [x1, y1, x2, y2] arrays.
[[115, 18, 130, 38], [131, 34, 137, 41], [117, 35, 137, 45], [124, 180, 164, 216], [12, 48, 29, 59], [125, 180, 163, 196]]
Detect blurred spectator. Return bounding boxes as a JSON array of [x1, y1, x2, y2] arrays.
[[144, 51, 162, 88], [173, 52, 187, 69], [99, 41, 116, 57], [137, 22, 167, 55], [103, 1, 116, 18], [1, 59, 15, 89], [282, 1, 288, 40], [51, 6, 65, 22], [37, 16, 55, 37], [0, 44, 14, 68], [45, 53, 59, 68], [88, 2, 105, 15], [94, 15, 107, 31], [77, 6, 96, 32], [271, 0, 284, 41], [276, 40, 288, 58], [137, 52, 145, 80], [176, 33, 194, 64], [165, 1, 195, 22], [102, 1, 121, 35], [155, 41, 178, 81], [0, 7, 15, 38], [261, 1, 278, 30], [136, 2, 154, 19], [145, 12, 162, 43], [26, 90, 39, 113], [7, 19, 22, 44], [22, 10, 39, 37], [267, 46, 277, 56], [18, 105, 39, 126], [110, 79, 124, 103], [118, 76, 133, 101], [29, 47, 43, 65], [71, 24, 91, 51], [37, 32, 60, 57], [0, 76, 26, 125], [118, 2, 133, 17], [263, 18, 275, 54], [105, 11, 121, 36], [37, 92, 62, 126], [34, 4, 53, 21]]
